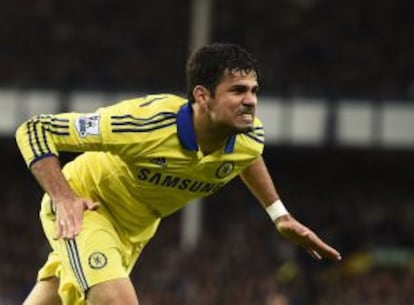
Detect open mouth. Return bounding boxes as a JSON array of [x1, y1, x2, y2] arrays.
[[239, 113, 253, 123]]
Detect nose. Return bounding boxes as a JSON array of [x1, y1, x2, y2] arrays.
[[242, 92, 257, 107]]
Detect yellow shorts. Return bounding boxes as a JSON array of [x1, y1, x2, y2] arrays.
[[38, 194, 149, 305]]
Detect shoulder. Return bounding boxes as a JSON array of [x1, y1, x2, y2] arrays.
[[99, 94, 187, 116], [96, 94, 186, 145]]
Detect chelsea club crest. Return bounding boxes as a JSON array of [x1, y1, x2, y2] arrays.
[[88, 252, 108, 269], [215, 162, 234, 179]]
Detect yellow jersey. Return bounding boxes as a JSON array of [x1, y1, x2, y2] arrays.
[[16, 94, 265, 242]]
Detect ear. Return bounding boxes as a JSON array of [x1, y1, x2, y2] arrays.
[[192, 85, 211, 109]]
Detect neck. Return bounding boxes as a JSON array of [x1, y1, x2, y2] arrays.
[[197, 128, 229, 155], [193, 107, 231, 155]]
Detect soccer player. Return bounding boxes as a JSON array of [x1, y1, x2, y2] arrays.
[[16, 43, 341, 305]]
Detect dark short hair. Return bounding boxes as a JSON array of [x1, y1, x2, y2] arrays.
[[186, 43, 260, 103]]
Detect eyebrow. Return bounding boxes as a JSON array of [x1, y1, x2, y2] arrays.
[[230, 84, 260, 92]]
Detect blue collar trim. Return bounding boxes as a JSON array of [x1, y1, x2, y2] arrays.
[[224, 135, 236, 153], [177, 103, 198, 151]]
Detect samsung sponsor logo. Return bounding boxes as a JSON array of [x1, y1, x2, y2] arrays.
[[137, 168, 225, 194]]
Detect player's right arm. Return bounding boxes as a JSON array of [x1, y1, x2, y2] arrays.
[[29, 156, 99, 239], [15, 112, 110, 239], [15, 97, 151, 239]]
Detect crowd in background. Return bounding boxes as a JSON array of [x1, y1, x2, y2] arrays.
[[0, 0, 189, 91], [1, 0, 414, 304], [0, 0, 413, 98], [215, 0, 414, 98], [1, 141, 413, 304]]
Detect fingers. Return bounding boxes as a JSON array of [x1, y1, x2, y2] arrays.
[[307, 233, 342, 261], [54, 221, 63, 240], [85, 200, 100, 211], [320, 245, 342, 261], [277, 217, 342, 261], [296, 228, 341, 261], [307, 246, 341, 261], [307, 249, 322, 260], [54, 218, 80, 240], [53, 198, 98, 240]]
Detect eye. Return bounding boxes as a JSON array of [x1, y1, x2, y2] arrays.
[[231, 85, 248, 94]]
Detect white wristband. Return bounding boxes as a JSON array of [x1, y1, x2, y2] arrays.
[[265, 199, 289, 221]]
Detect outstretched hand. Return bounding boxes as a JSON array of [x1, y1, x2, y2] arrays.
[[275, 214, 341, 261], [54, 197, 100, 240]]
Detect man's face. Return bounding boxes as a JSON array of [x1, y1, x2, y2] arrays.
[[207, 69, 259, 133]]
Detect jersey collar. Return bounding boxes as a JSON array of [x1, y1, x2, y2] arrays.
[[177, 102, 236, 154]]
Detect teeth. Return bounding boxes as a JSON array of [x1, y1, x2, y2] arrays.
[[241, 114, 253, 121]]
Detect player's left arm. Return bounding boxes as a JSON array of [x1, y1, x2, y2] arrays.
[[240, 156, 341, 261]]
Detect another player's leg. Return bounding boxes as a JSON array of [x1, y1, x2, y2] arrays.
[[86, 278, 139, 305], [23, 277, 62, 305]]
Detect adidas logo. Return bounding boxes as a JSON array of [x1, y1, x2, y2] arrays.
[[150, 157, 167, 168]]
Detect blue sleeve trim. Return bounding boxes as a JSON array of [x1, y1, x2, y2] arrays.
[[28, 153, 59, 168]]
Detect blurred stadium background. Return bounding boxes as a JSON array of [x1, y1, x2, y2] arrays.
[[1, 0, 414, 304]]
